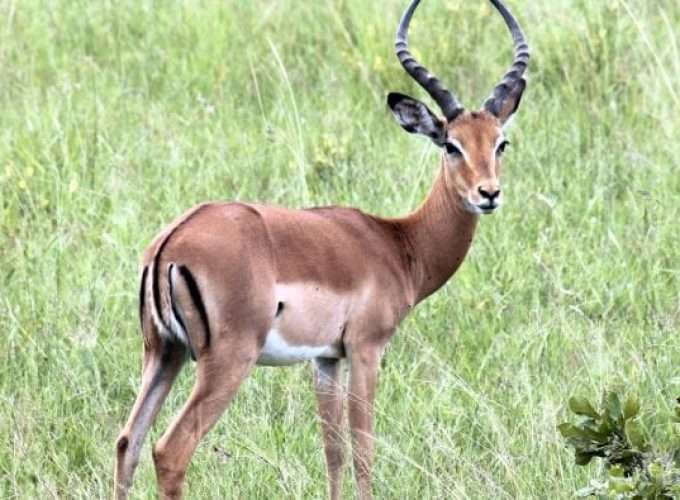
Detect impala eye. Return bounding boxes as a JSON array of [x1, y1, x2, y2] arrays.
[[445, 143, 462, 156], [497, 140, 510, 156]]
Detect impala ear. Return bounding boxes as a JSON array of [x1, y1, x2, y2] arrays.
[[387, 92, 447, 146], [484, 78, 526, 125]]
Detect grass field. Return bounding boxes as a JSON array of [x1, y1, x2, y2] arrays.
[[2, 0, 680, 498]]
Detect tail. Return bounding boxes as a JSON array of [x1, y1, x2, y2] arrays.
[[146, 259, 211, 361]]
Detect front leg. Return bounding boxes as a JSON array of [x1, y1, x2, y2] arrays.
[[314, 357, 345, 500], [347, 342, 383, 500]]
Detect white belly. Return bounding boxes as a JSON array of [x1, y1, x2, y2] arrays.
[[257, 328, 341, 366], [255, 283, 351, 366]]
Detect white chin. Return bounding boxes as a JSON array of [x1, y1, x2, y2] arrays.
[[463, 199, 499, 215]]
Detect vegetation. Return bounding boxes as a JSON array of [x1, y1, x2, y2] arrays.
[[1, 0, 679, 498], [559, 392, 680, 498]]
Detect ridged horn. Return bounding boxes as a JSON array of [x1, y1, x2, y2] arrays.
[[395, 0, 464, 121], [483, 0, 530, 115]]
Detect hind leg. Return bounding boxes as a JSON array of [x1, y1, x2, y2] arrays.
[[114, 337, 186, 500], [152, 334, 260, 499]]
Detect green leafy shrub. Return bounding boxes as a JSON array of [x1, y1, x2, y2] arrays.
[[558, 392, 680, 499]]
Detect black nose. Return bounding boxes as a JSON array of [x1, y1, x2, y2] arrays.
[[478, 186, 501, 201]]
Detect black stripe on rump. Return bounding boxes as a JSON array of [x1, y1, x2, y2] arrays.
[[168, 263, 196, 361], [177, 265, 211, 348], [139, 266, 148, 331]]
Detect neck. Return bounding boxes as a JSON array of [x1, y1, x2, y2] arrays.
[[394, 159, 479, 304]]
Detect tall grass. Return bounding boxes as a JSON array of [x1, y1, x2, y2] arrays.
[[1, 0, 679, 498]]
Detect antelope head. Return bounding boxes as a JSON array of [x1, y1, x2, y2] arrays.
[[388, 0, 530, 214]]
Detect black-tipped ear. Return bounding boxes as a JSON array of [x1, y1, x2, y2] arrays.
[[387, 92, 447, 146], [484, 78, 526, 125]]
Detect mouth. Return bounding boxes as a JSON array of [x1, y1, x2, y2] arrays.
[[477, 202, 498, 214], [462, 197, 501, 215]]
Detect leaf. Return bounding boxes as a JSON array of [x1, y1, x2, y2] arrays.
[[578, 424, 608, 443], [620, 449, 643, 463], [575, 450, 595, 466], [558, 423, 598, 444], [558, 422, 580, 438], [648, 462, 664, 480], [608, 475, 635, 494], [609, 465, 625, 478], [623, 395, 641, 420], [569, 396, 600, 418], [597, 424, 618, 444], [624, 418, 647, 450], [605, 392, 623, 422]]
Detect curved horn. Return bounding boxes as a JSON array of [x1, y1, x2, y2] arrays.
[[483, 0, 530, 114], [395, 0, 464, 121]]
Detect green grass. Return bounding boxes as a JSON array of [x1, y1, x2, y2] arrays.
[[2, 0, 679, 498]]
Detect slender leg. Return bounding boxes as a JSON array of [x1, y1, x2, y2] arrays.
[[347, 344, 382, 500], [114, 341, 186, 500], [314, 358, 345, 500], [152, 337, 259, 499]]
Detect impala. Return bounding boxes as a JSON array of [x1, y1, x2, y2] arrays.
[[114, 0, 530, 498]]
